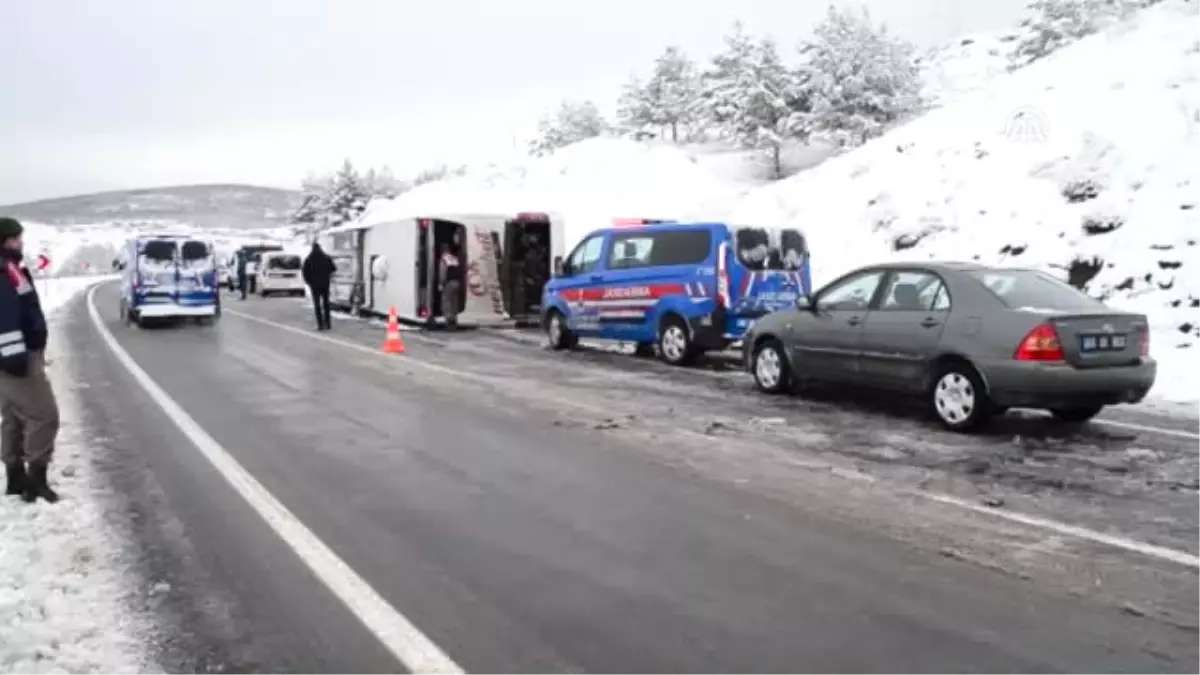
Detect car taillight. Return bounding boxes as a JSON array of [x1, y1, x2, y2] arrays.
[[1014, 322, 1064, 361], [1140, 329, 1150, 358], [418, 306, 428, 318]]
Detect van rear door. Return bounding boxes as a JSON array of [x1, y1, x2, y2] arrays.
[[136, 239, 180, 308], [724, 226, 811, 334], [178, 240, 216, 308]]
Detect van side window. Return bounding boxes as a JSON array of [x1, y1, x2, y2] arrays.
[[608, 229, 710, 270], [567, 235, 605, 275]]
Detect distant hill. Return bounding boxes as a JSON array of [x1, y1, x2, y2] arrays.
[[0, 184, 304, 230]]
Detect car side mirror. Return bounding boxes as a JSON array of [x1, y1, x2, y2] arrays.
[[795, 294, 815, 312], [553, 255, 567, 277]]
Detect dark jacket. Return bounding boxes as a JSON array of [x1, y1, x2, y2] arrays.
[[1, 255, 48, 377], [301, 244, 336, 290]]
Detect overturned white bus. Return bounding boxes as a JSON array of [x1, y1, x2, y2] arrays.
[[319, 211, 565, 328]]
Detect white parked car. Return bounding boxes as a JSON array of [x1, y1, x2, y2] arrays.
[[256, 251, 305, 297]]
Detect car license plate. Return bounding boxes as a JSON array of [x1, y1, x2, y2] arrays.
[[1080, 333, 1127, 352]]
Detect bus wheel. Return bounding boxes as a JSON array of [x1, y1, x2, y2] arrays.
[[658, 316, 696, 366], [545, 311, 577, 350]]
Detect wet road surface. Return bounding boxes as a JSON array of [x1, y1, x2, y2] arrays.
[[71, 284, 1199, 672]]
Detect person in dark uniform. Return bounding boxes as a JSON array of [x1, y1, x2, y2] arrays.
[[236, 250, 249, 300], [438, 243, 463, 330], [0, 217, 60, 503], [301, 242, 337, 330]]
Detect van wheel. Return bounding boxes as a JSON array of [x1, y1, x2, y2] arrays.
[[658, 316, 696, 366], [930, 360, 993, 433], [752, 338, 791, 394], [545, 311, 577, 350]]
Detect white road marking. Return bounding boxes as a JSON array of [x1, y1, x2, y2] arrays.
[[920, 493, 1199, 570], [1090, 418, 1198, 441], [224, 306, 1200, 570], [88, 287, 464, 674]]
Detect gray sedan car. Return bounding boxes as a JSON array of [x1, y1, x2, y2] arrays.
[[742, 262, 1157, 432]]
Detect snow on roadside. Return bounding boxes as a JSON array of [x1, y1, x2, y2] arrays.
[[1, 276, 152, 673]]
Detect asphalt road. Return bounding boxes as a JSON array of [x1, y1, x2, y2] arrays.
[[72, 283, 1199, 673]]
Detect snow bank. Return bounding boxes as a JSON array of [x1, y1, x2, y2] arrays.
[[0, 278, 151, 673], [359, 137, 763, 245], [723, 0, 1199, 402]]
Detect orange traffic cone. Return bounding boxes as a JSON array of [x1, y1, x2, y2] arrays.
[[381, 306, 405, 354]]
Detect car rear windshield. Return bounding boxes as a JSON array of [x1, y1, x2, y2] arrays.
[[970, 269, 1104, 311], [267, 255, 302, 270], [181, 241, 209, 261], [735, 227, 808, 271], [140, 240, 176, 261]]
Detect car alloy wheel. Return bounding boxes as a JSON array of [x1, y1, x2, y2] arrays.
[[748, 338, 787, 391], [934, 371, 976, 427], [547, 313, 563, 346]]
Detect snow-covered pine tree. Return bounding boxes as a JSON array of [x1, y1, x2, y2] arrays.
[[1010, 0, 1160, 67], [362, 166, 402, 199], [528, 100, 610, 156], [290, 171, 333, 227], [700, 22, 811, 179], [615, 75, 657, 140], [799, 5, 922, 148], [317, 159, 370, 232], [644, 46, 702, 143]]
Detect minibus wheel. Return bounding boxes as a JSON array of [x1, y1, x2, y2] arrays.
[[658, 316, 696, 366], [545, 310, 577, 350]]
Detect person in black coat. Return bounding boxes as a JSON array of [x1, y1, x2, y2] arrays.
[[301, 243, 337, 330], [0, 216, 60, 503]]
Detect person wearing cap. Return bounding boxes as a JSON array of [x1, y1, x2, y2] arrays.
[[0, 216, 60, 503]]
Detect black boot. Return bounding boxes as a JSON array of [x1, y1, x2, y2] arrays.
[[22, 462, 59, 504], [4, 463, 25, 496]]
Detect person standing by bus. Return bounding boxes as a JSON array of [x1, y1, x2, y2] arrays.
[[302, 242, 337, 331], [438, 242, 463, 330], [0, 217, 60, 504]]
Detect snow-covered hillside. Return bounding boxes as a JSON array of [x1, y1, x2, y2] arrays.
[[357, 138, 768, 242], [725, 0, 1198, 401], [918, 30, 1023, 107]]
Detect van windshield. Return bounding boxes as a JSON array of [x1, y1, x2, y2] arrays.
[[734, 227, 808, 271], [267, 255, 302, 270]]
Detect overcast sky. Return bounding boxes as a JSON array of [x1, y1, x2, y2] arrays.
[[0, 0, 1030, 204]]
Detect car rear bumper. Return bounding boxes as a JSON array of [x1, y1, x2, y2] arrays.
[[137, 303, 217, 318], [979, 358, 1157, 408]]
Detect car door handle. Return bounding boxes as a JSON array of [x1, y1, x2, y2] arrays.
[[590, 275, 603, 282], [847, 316, 862, 327], [919, 317, 941, 328]]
